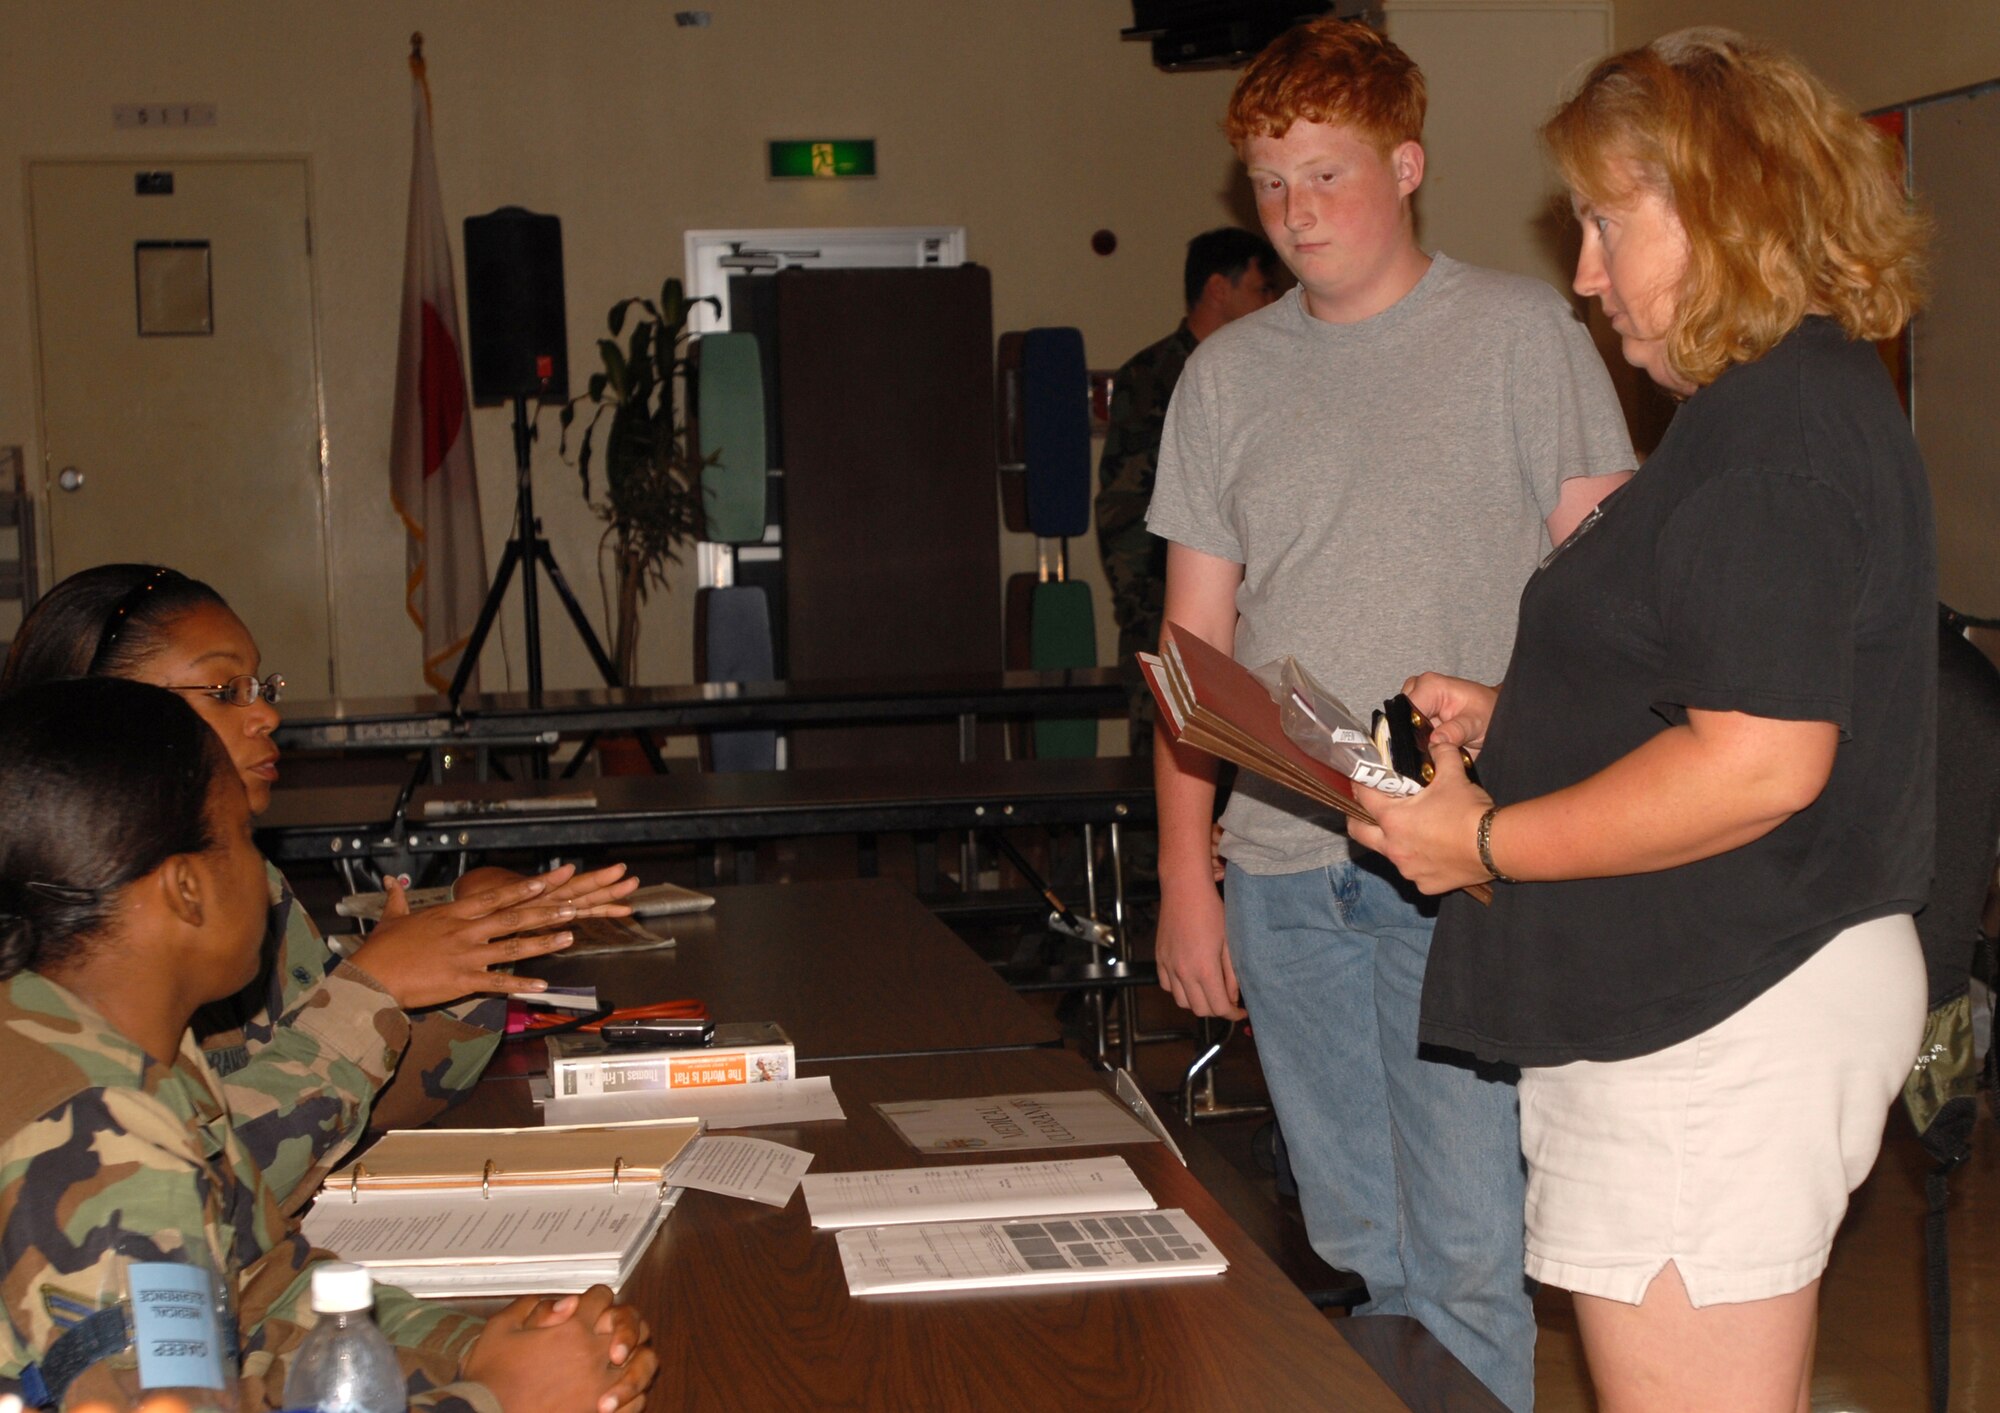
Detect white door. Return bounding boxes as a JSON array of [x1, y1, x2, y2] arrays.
[[28, 158, 336, 694]]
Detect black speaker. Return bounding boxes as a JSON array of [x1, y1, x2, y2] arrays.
[[463, 207, 569, 406]]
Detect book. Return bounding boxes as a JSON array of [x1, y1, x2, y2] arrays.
[[801, 1156, 1156, 1229], [621, 881, 718, 918], [300, 1117, 701, 1296], [543, 1075, 847, 1129], [1141, 622, 1490, 904], [549, 1022, 795, 1099], [835, 1208, 1227, 1295]]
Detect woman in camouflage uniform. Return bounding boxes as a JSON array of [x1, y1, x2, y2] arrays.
[[0, 565, 638, 1214], [0, 678, 655, 1411]]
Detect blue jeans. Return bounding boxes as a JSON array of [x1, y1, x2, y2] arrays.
[[1226, 858, 1535, 1412]]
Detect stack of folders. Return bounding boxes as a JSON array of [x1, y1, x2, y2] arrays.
[[1139, 623, 1489, 904], [802, 1157, 1228, 1295], [300, 1119, 701, 1297], [1140, 622, 1372, 825]]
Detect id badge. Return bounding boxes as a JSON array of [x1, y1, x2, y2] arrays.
[[127, 1261, 227, 1391]]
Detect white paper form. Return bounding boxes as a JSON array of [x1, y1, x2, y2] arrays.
[[302, 1187, 662, 1265], [668, 1135, 813, 1206], [801, 1156, 1155, 1229], [836, 1208, 1227, 1295], [874, 1090, 1161, 1154], [544, 1075, 845, 1130]]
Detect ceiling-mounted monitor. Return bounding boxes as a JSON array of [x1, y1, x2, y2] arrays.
[[1125, 1, 1379, 72]]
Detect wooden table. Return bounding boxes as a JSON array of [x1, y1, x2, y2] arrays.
[[258, 757, 1153, 864], [517, 878, 1062, 1063], [453, 1046, 1411, 1412], [273, 667, 1125, 756]]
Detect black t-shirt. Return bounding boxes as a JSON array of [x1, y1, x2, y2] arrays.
[[1420, 318, 1937, 1067]]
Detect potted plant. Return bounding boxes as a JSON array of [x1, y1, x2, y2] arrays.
[[559, 278, 712, 683]]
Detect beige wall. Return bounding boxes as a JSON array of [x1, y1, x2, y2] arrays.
[[13, 2, 1984, 704], [1614, 0, 2000, 108], [0, 0, 1244, 700]]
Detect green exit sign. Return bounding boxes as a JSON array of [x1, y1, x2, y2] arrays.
[[768, 139, 877, 179]]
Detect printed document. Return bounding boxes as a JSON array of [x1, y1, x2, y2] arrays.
[[801, 1156, 1154, 1228], [875, 1090, 1161, 1154], [667, 1135, 813, 1207], [837, 1208, 1226, 1295]]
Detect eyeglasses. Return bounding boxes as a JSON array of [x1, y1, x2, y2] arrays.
[[170, 673, 285, 707]]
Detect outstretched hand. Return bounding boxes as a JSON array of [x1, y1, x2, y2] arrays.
[[1347, 738, 1495, 896], [346, 872, 581, 1010], [455, 862, 640, 917]]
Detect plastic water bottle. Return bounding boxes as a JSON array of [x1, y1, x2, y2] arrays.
[[281, 1264, 407, 1413]]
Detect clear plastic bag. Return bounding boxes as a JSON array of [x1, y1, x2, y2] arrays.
[[1251, 657, 1424, 798]]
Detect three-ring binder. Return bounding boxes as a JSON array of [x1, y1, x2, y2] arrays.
[[324, 1118, 698, 1204]]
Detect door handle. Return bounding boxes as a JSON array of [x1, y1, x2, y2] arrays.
[[57, 466, 84, 492]]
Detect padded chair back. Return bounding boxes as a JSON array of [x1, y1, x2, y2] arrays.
[[1030, 578, 1097, 759], [1020, 327, 1090, 539], [696, 586, 778, 772], [995, 331, 1030, 532], [696, 332, 768, 545]]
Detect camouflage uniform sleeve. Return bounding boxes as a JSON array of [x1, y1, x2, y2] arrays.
[[235, 961, 414, 1216], [0, 1086, 240, 1396], [222, 865, 505, 1206], [0, 1085, 498, 1411], [198, 864, 409, 1216], [1096, 331, 1191, 752], [239, 1231, 499, 1413], [1094, 355, 1162, 607], [365, 996, 507, 1135]]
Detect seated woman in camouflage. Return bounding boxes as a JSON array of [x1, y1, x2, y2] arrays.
[[0, 565, 638, 1213], [0, 678, 657, 1411]]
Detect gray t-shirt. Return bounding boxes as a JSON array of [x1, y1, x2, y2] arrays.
[[1147, 253, 1636, 874]]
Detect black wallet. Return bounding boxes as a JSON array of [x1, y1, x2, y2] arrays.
[[1371, 693, 1479, 787]]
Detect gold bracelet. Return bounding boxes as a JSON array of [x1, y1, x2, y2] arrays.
[[1476, 807, 1519, 885]]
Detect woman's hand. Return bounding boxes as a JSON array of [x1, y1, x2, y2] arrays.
[[346, 873, 580, 1010], [1347, 743, 1496, 895], [455, 862, 639, 917], [1402, 673, 1499, 754], [463, 1287, 659, 1413]]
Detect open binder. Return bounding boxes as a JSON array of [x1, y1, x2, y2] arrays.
[[329, 1117, 702, 1200], [1141, 622, 1489, 905], [301, 1119, 701, 1297]]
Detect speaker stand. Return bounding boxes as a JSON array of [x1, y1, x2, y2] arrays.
[[446, 394, 666, 777]]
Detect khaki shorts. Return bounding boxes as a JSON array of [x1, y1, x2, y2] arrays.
[[1518, 913, 1925, 1307]]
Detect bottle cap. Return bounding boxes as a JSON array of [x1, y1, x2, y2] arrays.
[[309, 1261, 375, 1314]]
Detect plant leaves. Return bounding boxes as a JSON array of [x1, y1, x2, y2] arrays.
[[557, 283, 709, 660]]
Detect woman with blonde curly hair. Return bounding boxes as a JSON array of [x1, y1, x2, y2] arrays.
[[1352, 29, 1933, 1410]]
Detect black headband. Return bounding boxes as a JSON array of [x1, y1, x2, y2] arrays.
[[89, 567, 177, 671]]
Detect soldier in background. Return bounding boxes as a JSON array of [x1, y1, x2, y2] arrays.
[[1095, 227, 1280, 759]]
